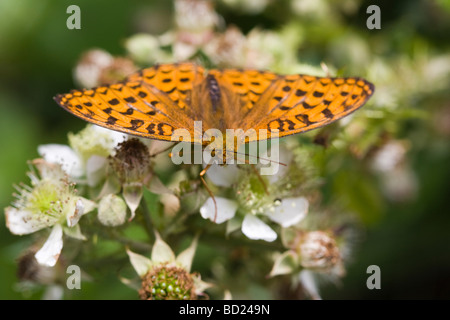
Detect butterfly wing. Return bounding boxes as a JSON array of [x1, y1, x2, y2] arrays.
[[54, 62, 205, 141], [259, 75, 375, 138], [212, 70, 374, 141]]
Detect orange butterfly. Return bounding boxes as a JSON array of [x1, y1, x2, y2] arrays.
[[54, 62, 374, 154], [55, 62, 374, 218]]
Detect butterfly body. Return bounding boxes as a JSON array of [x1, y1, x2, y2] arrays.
[[54, 62, 374, 156]]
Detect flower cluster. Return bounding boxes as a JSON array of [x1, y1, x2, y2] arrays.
[[5, 159, 95, 267], [2, 0, 354, 299]]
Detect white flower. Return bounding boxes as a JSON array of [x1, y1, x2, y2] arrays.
[[222, 0, 271, 14], [200, 197, 237, 224], [266, 197, 308, 227], [125, 33, 172, 65], [126, 232, 212, 300], [371, 140, 407, 173], [173, 0, 218, 61], [203, 145, 292, 186], [200, 145, 307, 241], [242, 214, 277, 242], [38, 124, 126, 185], [4, 160, 96, 267], [269, 230, 345, 299], [203, 26, 247, 68], [37, 144, 83, 178], [175, 0, 219, 33], [291, 0, 330, 19], [268, 251, 322, 299], [74, 49, 114, 88], [199, 195, 308, 242]]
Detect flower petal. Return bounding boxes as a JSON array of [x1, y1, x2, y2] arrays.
[[32, 158, 67, 181], [126, 248, 152, 277], [151, 232, 176, 264], [266, 197, 308, 228], [205, 164, 240, 187], [86, 155, 107, 187], [176, 236, 198, 272], [200, 197, 237, 224], [38, 144, 83, 178], [147, 176, 174, 194], [4, 207, 49, 235], [91, 125, 127, 150], [35, 224, 64, 267], [66, 197, 95, 227], [122, 183, 143, 221], [299, 270, 321, 300], [160, 193, 180, 216], [241, 215, 277, 242], [192, 274, 214, 296]]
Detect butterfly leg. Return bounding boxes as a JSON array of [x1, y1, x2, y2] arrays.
[[199, 164, 218, 222]]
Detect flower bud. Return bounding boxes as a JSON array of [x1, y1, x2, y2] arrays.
[[74, 49, 113, 88], [109, 138, 151, 185], [97, 194, 127, 226], [68, 125, 126, 163], [109, 139, 152, 219], [74, 49, 137, 88]]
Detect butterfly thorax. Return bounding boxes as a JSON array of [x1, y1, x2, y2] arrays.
[[189, 73, 244, 134], [189, 73, 256, 163]]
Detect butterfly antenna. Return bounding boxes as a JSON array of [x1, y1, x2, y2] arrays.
[[199, 164, 218, 222]]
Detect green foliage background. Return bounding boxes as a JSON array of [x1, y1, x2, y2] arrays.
[[0, 0, 449, 299]]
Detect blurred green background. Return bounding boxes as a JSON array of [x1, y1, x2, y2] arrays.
[[0, 0, 449, 299]]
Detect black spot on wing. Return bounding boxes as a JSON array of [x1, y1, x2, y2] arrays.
[[130, 119, 144, 130], [108, 98, 120, 105], [124, 97, 137, 103], [295, 114, 315, 126]]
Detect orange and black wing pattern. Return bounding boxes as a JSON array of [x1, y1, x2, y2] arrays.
[[54, 62, 205, 141]]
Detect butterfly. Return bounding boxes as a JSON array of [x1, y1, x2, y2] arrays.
[[54, 62, 374, 157]]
